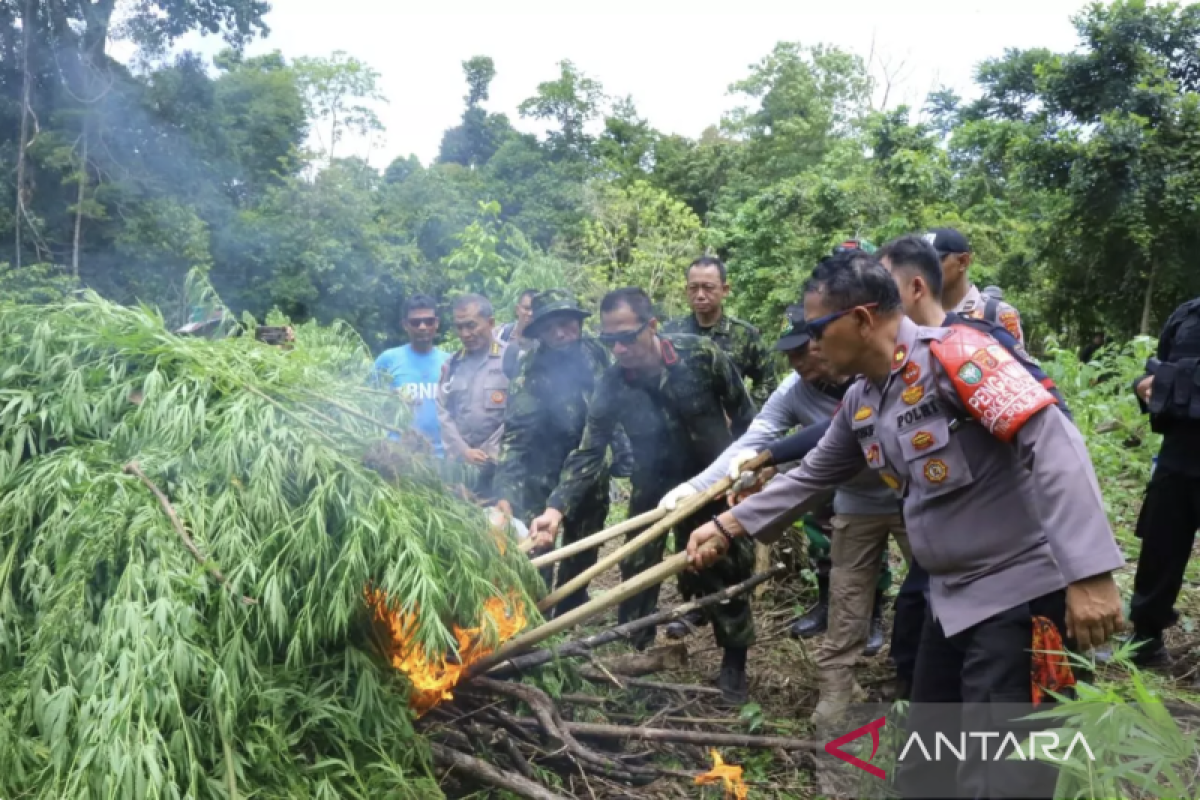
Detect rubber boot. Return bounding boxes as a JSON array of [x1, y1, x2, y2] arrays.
[[789, 572, 829, 639], [664, 608, 706, 640], [717, 647, 749, 704], [862, 589, 887, 657], [811, 668, 866, 725], [1095, 627, 1170, 668]]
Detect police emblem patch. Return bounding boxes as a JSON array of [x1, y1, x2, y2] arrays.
[[854, 406, 873, 422], [902, 385, 925, 405], [999, 309, 1021, 339], [972, 348, 1000, 370], [490, 390, 506, 404], [911, 431, 935, 451], [893, 345, 908, 366], [923, 459, 948, 483], [880, 473, 901, 491], [958, 362, 983, 385], [864, 443, 883, 466], [902, 362, 921, 385]]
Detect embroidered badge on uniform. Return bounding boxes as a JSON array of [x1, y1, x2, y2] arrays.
[[490, 390, 506, 404], [880, 473, 901, 491], [864, 443, 883, 467], [854, 406, 873, 422], [999, 310, 1021, 339], [893, 345, 908, 367], [901, 385, 925, 405], [902, 362, 921, 385], [971, 347, 1000, 370], [957, 362, 983, 385], [911, 431, 935, 451], [923, 459, 948, 483]]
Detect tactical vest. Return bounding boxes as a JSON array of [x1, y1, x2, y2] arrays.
[[1148, 298, 1200, 430]]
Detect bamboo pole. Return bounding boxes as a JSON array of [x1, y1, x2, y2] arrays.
[[471, 545, 715, 676], [529, 508, 666, 569], [535, 451, 770, 612]]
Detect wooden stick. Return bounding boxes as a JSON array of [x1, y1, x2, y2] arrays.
[[470, 548, 702, 676], [489, 564, 786, 677], [536, 451, 770, 612], [530, 508, 666, 569], [429, 742, 571, 800], [123, 462, 257, 606], [508, 719, 817, 751], [577, 673, 722, 695]]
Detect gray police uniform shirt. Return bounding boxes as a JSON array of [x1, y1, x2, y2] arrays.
[[689, 372, 899, 517], [437, 340, 509, 460], [729, 317, 1124, 637]]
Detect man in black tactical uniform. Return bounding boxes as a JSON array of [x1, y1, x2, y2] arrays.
[[1127, 296, 1200, 666]]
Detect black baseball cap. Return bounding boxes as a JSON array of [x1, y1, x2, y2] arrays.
[[925, 228, 970, 256], [775, 304, 812, 352]]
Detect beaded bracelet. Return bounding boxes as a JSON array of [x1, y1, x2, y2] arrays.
[[711, 515, 735, 548]]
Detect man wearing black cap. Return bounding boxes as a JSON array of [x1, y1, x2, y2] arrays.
[[494, 289, 626, 618], [925, 228, 1026, 345], [660, 303, 908, 722]]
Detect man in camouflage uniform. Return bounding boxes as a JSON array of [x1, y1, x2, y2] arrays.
[[663, 256, 774, 404], [531, 287, 759, 701], [495, 289, 622, 619]]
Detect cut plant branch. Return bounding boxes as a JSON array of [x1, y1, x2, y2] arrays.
[[123, 461, 257, 606], [537, 451, 770, 612], [430, 742, 571, 800], [510, 719, 818, 751]]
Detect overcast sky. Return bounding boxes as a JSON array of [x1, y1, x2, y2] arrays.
[[124, 0, 1092, 167]]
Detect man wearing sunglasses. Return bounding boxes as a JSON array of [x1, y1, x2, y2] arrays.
[[661, 302, 907, 722], [370, 294, 449, 457], [686, 250, 1125, 799], [530, 287, 759, 702]]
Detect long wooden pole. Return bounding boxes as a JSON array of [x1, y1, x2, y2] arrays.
[[535, 451, 770, 613], [529, 508, 665, 568], [471, 543, 718, 677]]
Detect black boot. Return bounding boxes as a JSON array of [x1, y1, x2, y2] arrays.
[[862, 589, 887, 657], [717, 647, 749, 704], [789, 573, 829, 638], [665, 608, 706, 640], [1131, 632, 1170, 668]]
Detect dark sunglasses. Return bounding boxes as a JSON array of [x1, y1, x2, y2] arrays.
[[598, 320, 650, 348], [406, 317, 438, 328], [806, 303, 879, 341]]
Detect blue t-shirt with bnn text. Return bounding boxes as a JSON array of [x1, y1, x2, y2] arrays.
[[372, 344, 450, 457]]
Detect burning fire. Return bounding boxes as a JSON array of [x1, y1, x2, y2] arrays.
[[366, 587, 527, 716], [695, 749, 749, 799]]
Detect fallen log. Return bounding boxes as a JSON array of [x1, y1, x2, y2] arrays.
[[509, 719, 817, 751], [530, 507, 666, 568], [536, 451, 770, 612], [430, 742, 571, 800], [487, 563, 786, 677]]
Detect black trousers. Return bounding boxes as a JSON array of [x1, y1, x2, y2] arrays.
[[891, 562, 929, 692], [1129, 468, 1200, 636], [896, 590, 1071, 800]]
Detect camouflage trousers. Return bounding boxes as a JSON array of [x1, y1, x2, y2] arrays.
[[619, 498, 756, 651], [802, 514, 892, 593]]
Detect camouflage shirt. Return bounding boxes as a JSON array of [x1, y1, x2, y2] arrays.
[[495, 337, 617, 518], [662, 312, 774, 403], [548, 334, 758, 518]]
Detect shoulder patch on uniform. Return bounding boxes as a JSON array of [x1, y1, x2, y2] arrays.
[[661, 339, 680, 365], [931, 327, 1055, 443], [998, 309, 1022, 340]]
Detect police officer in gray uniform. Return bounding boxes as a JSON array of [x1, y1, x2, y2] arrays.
[[687, 250, 1125, 800], [438, 293, 509, 500]]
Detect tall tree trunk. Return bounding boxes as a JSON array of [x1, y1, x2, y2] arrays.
[[72, 134, 87, 280], [14, 0, 34, 269], [1140, 259, 1157, 336]]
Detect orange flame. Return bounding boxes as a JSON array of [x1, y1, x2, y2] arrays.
[[695, 749, 749, 800], [366, 587, 527, 716]]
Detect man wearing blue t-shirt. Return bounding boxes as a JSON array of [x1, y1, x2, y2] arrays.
[[372, 294, 450, 457]]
